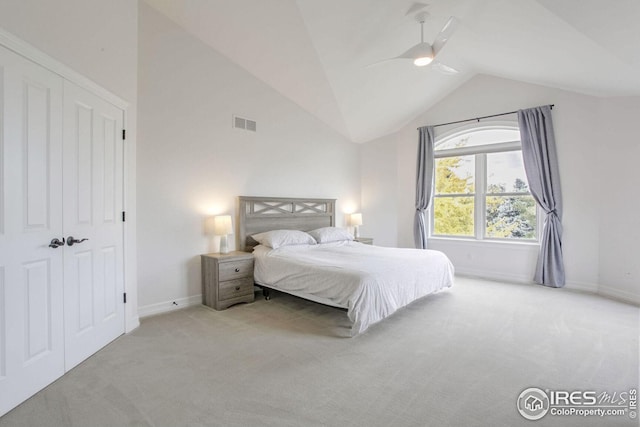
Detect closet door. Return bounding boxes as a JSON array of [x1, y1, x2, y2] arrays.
[[62, 81, 125, 370], [0, 46, 65, 416]]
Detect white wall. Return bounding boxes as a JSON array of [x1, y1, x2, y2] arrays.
[[0, 0, 137, 102], [360, 137, 397, 246], [597, 97, 640, 303], [362, 74, 639, 304], [137, 4, 361, 314], [0, 0, 140, 329]]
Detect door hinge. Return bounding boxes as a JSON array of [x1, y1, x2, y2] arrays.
[[122, 211, 126, 222], [122, 129, 126, 140], [123, 293, 127, 304]]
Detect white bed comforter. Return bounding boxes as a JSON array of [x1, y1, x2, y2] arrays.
[[253, 241, 454, 335]]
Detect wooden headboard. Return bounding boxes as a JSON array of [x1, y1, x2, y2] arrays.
[[238, 196, 336, 252]]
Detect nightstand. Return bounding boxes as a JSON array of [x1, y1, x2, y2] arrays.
[[201, 251, 254, 310], [355, 237, 373, 245]]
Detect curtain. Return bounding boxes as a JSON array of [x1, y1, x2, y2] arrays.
[[518, 105, 565, 287], [414, 126, 435, 249]]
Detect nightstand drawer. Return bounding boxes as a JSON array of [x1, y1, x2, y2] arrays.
[[201, 251, 254, 310], [219, 259, 254, 281], [219, 277, 254, 301]]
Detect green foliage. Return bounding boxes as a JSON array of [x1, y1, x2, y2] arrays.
[[435, 156, 473, 194], [486, 195, 536, 239], [434, 197, 474, 236], [434, 156, 474, 236], [434, 156, 537, 239]]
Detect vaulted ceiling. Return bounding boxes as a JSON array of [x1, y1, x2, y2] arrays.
[[143, 0, 640, 143]]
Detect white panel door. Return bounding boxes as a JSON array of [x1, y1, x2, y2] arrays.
[[62, 81, 125, 370], [0, 45, 65, 416]]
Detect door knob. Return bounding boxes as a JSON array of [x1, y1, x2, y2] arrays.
[[67, 236, 89, 246], [49, 237, 65, 248]]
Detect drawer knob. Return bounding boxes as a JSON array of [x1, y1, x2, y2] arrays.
[[235, 286, 240, 291], [234, 268, 240, 273]]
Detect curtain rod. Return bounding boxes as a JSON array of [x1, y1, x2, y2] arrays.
[[419, 104, 554, 129]]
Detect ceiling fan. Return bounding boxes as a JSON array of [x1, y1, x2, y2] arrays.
[[371, 13, 459, 74]]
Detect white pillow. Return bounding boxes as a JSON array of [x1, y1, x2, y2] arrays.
[[308, 227, 354, 244], [251, 229, 316, 249]]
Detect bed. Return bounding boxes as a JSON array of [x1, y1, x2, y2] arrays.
[[239, 196, 454, 335]]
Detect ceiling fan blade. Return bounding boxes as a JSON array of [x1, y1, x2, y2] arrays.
[[365, 57, 400, 68], [366, 42, 432, 68], [396, 42, 433, 60], [367, 15, 459, 69], [432, 61, 459, 75], [432, 16, 458, 57]]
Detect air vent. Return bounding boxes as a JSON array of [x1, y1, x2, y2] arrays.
[[233, 115, 257, 132]]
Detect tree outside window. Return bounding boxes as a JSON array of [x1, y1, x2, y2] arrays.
[[432, 126, 538, 241]]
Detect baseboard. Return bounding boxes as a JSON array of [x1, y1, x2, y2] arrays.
[[125, 315, 140, 333], [454, 268, 534, 285], [456, 270, 638, 306], [138, 295, 203, 319], [564, 280, 598, 293], [597, 285, 640, 306]]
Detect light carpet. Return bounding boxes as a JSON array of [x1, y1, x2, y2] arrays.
[[1, 277, 638, 427]]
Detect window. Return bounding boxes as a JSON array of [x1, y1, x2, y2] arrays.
[[432, 125, 538, 241]]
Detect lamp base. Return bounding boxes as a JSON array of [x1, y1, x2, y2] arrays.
[[219, 235, 230, 254], [353, 226, 359, 239]]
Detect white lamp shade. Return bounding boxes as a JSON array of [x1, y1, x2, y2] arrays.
[[350, 213, 363, 227], [213, 215, 233, 235]]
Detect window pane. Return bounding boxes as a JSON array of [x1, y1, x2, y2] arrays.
[[435, 155, 475, 195], [433, 196, 474, 236], [436, 128, 520, 150], [487, 151, 529, 193], [486, 195, 537, 239]]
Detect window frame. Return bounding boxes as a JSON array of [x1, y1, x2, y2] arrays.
[[430, 123, 541, 243]]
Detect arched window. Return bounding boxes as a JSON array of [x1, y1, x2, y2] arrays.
[[432, 123, 538, 241]]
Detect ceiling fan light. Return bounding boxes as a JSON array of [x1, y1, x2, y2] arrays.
[[414, 56, 433, 66]]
